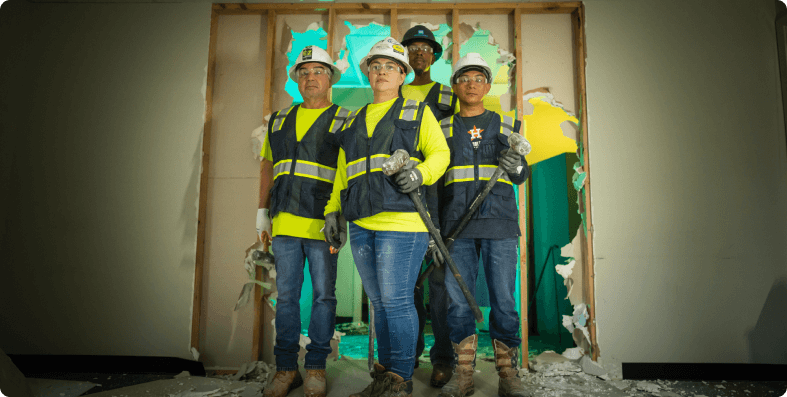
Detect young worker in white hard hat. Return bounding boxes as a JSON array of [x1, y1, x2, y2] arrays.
[[437, 53, 532, 397], [322, 37, 449, 397], [399, 24, 457, 388], [257, 45, 349, 397]]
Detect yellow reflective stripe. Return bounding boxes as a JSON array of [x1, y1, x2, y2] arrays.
[[500, 114, 514, 136], [273, 159, 336, 182], [342, 109, 360, 130], [444, 165, 512, 185], [438, 84, 453, 107], [400, 99, 419, 121], [273, 160, 292, 180], [346, 154, 422, 180]]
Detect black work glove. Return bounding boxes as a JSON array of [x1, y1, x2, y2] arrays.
[[395, 167, 423, 193], [324, 212, 341, 249], [337, 213, 347, 250], [499, 149, 522, 174]]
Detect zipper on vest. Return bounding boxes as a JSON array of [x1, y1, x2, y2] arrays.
[[367, 136, 372, 210], [473, 144, 479, 191]]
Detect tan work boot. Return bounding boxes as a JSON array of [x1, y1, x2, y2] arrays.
[[303, 369, 326, 397], [430, 362, 453, 387], [438, 334, 477, 397], [380, 372, 413, 397], [349, 363, 391, 397], [263, 370, 303, 397], [492, 340, 533, 397]]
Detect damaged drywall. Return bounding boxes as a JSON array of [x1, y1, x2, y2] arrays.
[[522, 89, 579, 165], [458, 22, 516, 115]]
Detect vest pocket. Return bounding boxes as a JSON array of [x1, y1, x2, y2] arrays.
[[440, 188, 466, 222], [479, 183, 518, 220], [340, 182, 361, 221]]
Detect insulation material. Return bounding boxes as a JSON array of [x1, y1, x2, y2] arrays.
[[522, 90, 579, 165], [249, 114, 272, 161]]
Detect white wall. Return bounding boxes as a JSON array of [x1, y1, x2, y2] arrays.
[[0, 0, 785, 366], [586, 0, 787, 364], [0, 1, 211, 359]]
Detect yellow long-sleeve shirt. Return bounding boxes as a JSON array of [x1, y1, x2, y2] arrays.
[[324, 97, 450, 232], [261, 105, 333, 240]]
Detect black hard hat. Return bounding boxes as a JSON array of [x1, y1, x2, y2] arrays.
[[401, 25, 443, 61]]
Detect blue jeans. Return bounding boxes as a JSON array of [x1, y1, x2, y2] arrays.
[[349, 223, 428, 381], [444, 238, 521, 348], [415, 261, 453, 366], [272, 236, 338, 371]]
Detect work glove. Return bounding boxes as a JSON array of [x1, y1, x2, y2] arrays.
[[427, 235, 444, 265], [499, 149, 523, 175], [256, 208, 272, 244], [336, 213, 348, 251], [395, 167, 423, 194], [323, 212, 342, 250]]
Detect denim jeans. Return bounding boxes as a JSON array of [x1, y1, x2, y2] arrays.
[[272, 236, 338, 371], [349, 223, 428, 381], [415, 260, 453, 366], [444, 237, 521, 348]]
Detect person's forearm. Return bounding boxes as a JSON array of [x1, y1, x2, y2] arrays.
[[325, 150, 347, 215], [258, 159, 273, 208]]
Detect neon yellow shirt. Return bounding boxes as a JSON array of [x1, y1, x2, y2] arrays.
[[324, 97, 450, 232], [402, 82, 460, 114], [261, 105, 333, 240]]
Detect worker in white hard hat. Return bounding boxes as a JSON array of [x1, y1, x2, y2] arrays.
[[437, 53, 532, 397], [322, 37, 450, 397], [399, 25, 457, 387], [258, 45, 349, 397]]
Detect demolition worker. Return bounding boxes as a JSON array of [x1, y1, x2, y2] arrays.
[[257, 45, 349, 397], [322, 37, 449, 397], [399, 24, 457, 387], [437, 53, 532, 397]]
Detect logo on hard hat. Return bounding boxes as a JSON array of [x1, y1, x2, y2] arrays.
[[418, 30, 424, 35], [392, 44, 405, 55], [302, 46, 313, 60]]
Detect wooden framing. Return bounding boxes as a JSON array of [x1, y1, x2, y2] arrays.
[[194, 0, 596, 365]]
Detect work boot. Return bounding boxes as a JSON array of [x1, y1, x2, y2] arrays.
[[263, 370, 303, 397], [349, 363, 391, 397], [303, 369, 326, 397], [430, 362, 453, 387], [438, 334, 477, 397], [492, 340, 533, 397], [380, 372, 413, 397]]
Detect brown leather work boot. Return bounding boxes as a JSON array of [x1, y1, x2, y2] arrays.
[[263, 370, 303, 397], [438, 334, 477, 397], [380, 372, 413, 397], [492, 340, 533, 397], [303, 369, 326, 397], [349, 363, 390, 397], [430, 362, 453, 387]]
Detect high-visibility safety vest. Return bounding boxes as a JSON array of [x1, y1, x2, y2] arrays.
[[439, 111, 523, 227], [268, 104, 350, 220], [336, 97, 429, 222], [423, 83, 457, 121]]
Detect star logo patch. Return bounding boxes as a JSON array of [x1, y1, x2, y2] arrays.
[[467, 125, 484, 141]]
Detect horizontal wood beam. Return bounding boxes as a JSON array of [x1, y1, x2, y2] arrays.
[[213, 2, 581, 15]]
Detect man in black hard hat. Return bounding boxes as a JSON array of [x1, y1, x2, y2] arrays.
[[400, 24, 457, 389]]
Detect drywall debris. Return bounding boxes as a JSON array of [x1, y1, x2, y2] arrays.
[[561, 347, 584, 361], [191, 348, 200, 361], [636, 381, 662, 393], [579, 355, 607, 378], [250, 114, 271, 161], [231, 361, 276, 383], [660, 392, 682, 397], [562, 304, 592, 354], [531, 361, 581, 377], [532, 351, 569, 366], [609, 379, 630, 390], [557, 228, 584, 306], [175, 371, 191, 378]]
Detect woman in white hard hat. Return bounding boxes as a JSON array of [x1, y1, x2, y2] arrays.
[[323, 37, 450, 397]]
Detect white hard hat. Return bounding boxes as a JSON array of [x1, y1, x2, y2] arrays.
[[451, 53, 492, 85], [288, 45, 342, 84], [359, 37, 413, 78]]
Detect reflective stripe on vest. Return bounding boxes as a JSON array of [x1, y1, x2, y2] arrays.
[[273, 106, 349, 135], [437, 84, 453, 108], [444, 164, 512, 186], [342, 109, 360, 131], [500, 115, 515, 137], [440, 116, 453, 138], [400, 98, 419, 120], [346, 155, 422, 181], [273, 159, 336, 183]]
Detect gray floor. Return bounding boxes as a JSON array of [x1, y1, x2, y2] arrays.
[[52, 358, 787, 397]]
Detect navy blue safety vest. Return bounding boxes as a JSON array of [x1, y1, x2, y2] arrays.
[[423, 83, 457, 121], [438, 112, 522, 227], [268, 104, 350, 220], [336, 98, 429, 222]]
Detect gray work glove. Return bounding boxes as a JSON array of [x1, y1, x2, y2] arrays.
[[395, 167, 423, 193], [499, 149, 522, 174], [324, 212, 341, 249], [427, 235, 444, 265]]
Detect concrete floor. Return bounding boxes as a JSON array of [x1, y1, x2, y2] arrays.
[[67, 358, 787, 397]]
